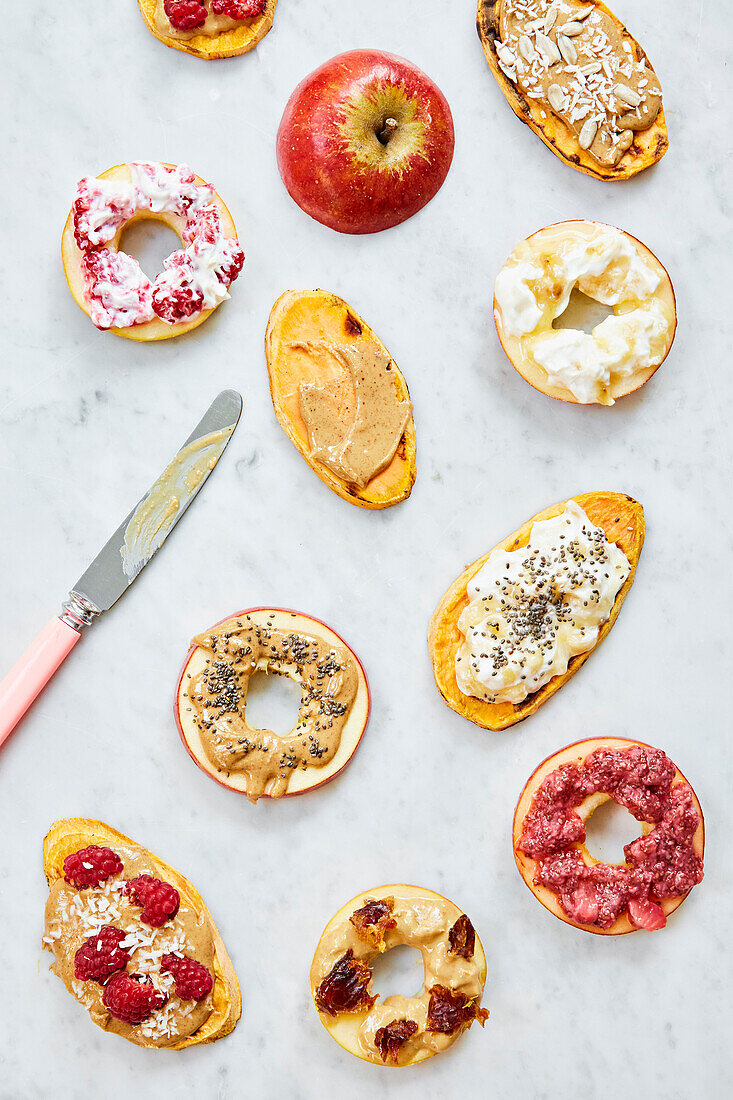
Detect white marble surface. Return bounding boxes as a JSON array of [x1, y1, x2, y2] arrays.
[[1, 1, 732, 1097]]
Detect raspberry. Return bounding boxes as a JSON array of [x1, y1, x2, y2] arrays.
[[125, 875, 180, 927], [74, 926, 131, 984], [102, 972, 166, 1025], [63, 845, 123, 889], [216, 243, 245, 285], [161, 953, 214, 1000], [211, 0, 267, 18], [164, 0, 207, 30], [152, 279, 205, 324]]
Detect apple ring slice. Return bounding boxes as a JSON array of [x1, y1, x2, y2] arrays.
[[513, 738, 705, 934], [176, 608, 369, 803], [494, 221, 676, 405], [310, 885, 488, 1067], [429, 491, 644, 730], [43, 818, 241, 1048], [137, 1, 277, 60], [265, 290, 416, 509]]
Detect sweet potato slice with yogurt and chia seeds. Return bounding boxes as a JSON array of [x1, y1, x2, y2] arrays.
[[265, 290, 416, 509], [428, 491, 644, 731], [137, 0, 277, 60], [476, 1, 668, 181]]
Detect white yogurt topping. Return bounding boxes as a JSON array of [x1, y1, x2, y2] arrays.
[[494, 224, 672, 404], [455, 501, 630, 705]]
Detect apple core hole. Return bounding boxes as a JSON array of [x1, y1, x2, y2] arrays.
[[552, 287, 614, 334], [585, 799, 640, 865], [370, 945, 425, 1001], [243, 670, 302, 737], [118, 221, 181, 280]]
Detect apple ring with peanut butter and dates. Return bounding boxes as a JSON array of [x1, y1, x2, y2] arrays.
[[310, 885, 488, 1067]]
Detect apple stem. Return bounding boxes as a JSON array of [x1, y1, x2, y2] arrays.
[[377, 117, 399, 145]]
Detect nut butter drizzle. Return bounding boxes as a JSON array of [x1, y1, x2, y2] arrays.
[[493, 1, 662, 166], [186, 615, 359, 802]]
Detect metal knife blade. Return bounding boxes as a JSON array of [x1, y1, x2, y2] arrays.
[[67, 389, 242, 622]]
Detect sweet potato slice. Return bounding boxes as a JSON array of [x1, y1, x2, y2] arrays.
[[265, 290, 416, 509], [476, 1, 668, 181], [428, 491, 644, 730], [137, 0, 277, 60], [43, 818, 241, 1048]]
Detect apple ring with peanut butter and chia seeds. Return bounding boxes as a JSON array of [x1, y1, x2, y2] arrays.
[[493, 221, 676, 405]]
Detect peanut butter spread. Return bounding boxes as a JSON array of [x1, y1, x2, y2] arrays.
[[494, 1, 662, 167], [184, 614, 359, 802], [43, 845, 215, 1048], [155, 1, 242, 40], [295, 342, 411, 489], [311, 889, 487, 1066]]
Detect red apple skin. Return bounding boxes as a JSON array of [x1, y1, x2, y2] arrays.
[[276, 49, 455, 234]]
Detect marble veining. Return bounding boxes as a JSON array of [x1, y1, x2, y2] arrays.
[[1, 1, 731, 1097]]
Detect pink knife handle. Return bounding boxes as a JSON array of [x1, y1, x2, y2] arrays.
[[0, 618, 81, 749]]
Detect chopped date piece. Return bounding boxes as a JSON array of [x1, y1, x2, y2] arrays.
[[349, 897, 397, 949], [448, 914, 476, 960], [426, 985, 488, 1035], [314, 949, 376, 1017], [374, 1018, 419, 1064]]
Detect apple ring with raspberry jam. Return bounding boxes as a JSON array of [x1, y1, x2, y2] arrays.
[[310, 885, 488, 1067], [62, 162, 244, 341], [139, 1, 277, 60], [176, 608, 370, 803], [513, 737, 704, 934]]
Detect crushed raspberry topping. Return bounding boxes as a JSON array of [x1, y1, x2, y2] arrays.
[[374, 1018, 419, 1063], [349, 897, 397, 949], [518, 745, 704, 930], [426, 985, 489, 1035], [74, 926, 131, 983], [102, 971, 167, 1025], [125, 875, 180, 927], [161, 953, 213, 1000], [315, 949, 377, 1017], [164, 0, 207, 31], [448, 914, 476, 959], [63, 845, 124, 889], [211, 0, 267, 18], [71, 163, 244, 330]]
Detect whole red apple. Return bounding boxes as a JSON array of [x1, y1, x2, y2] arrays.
[[276, 49, 455, 234]]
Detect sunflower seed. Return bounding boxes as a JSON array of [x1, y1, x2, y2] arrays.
[[557, 34, 578, 64], [560, 21, 585, 36], [535, 31, 561, 65], [578, 120, 598, 149], [547, 84, 566, 112], [615, 84, 642, 107], [543, 4, 559, 34], [575, 5, 595, 19], [518, 34, 536, 61], [581, 61, 603, 74]]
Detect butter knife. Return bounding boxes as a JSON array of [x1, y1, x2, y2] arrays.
[[0, 389, 242, 748]]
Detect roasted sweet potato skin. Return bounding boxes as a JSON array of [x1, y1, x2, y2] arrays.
[[43, 818, 241, 1049], [476, 1, 668, 181], [265, 290, 416, 509], [137, 0, 277, 60], [428, 492, 644, 730]]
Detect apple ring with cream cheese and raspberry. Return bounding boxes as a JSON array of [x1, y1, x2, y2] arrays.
[[176, 608, 370, 804], [513, 738, 704, 935], [138, 1, 277, 60], [494, 221, 676, 405], [62, 162, 244, 341], [310, 885, 488, 1067]]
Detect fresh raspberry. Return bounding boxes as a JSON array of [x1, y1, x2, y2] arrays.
[[211, 0, 267, 19], [102, 971, 167, 1025], [74, 926, 131, 984], [216, 243, 245, 285], [125, 875, 180, 927], [152, 278, 205, 324], [161, 953, 214, 1000], [63, 845, 123, 889], [164, 0, 207, 30]]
